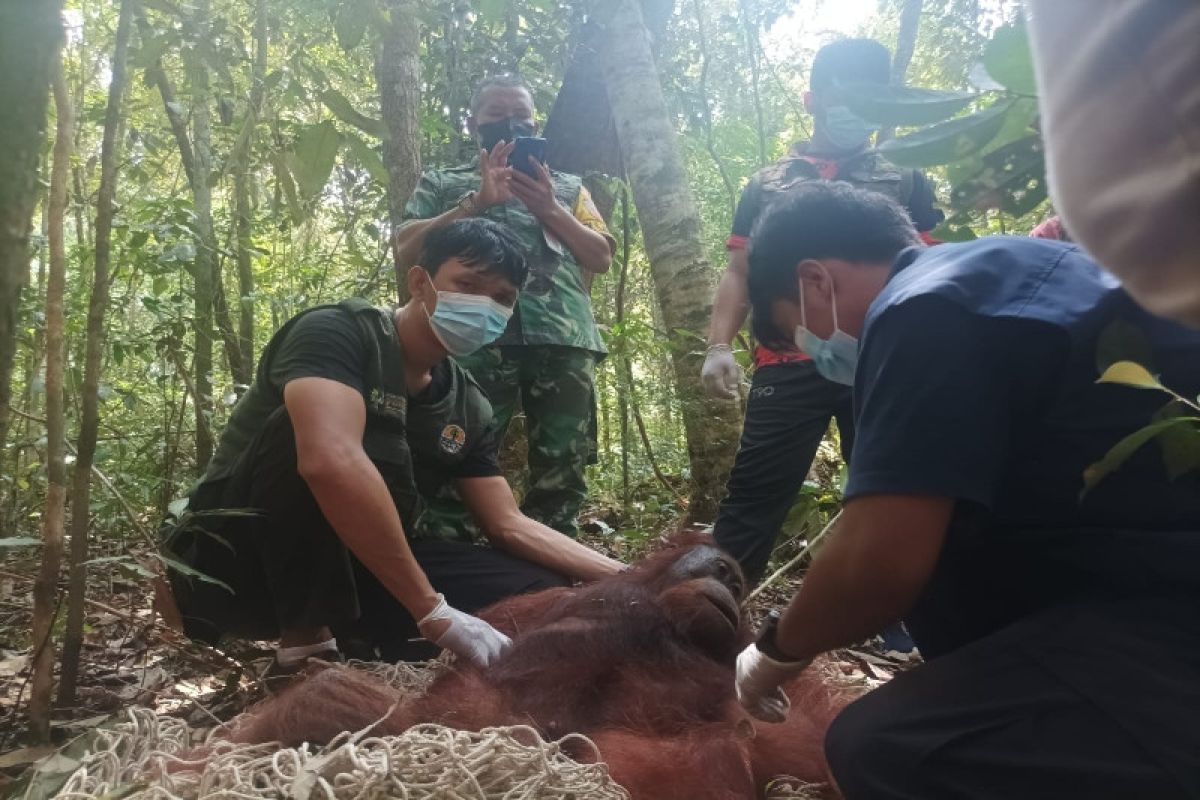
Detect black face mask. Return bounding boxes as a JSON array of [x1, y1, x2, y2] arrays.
[[476, 116, 536, 152]]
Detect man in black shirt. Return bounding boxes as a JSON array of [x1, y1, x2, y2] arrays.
[[702, 39, 943, 592], [163, 219, 621, 673], [734, 183, 1200, 798]]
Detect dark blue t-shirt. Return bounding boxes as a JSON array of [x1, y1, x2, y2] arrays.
[[846, 237, 1200, 657]]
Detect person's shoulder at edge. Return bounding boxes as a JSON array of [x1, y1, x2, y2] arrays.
[[867, 237, 1096, 324]]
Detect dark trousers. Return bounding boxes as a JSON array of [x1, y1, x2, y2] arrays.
[[826, 600, 1200, 799], [168, 408, 568, 654], [713, 361, 853, 585]]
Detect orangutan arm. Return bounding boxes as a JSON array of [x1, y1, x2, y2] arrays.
[[456, 475, 624, 581], [772, 494, 953, 661]]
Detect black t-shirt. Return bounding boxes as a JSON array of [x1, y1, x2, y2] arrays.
[[846, 238, 1200, 658], [269, 308, 502, 480]]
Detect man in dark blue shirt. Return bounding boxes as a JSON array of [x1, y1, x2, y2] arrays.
[[733, 182, 1200, 798]]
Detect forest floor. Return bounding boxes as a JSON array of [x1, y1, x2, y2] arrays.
[[0, 507, 917, 794]]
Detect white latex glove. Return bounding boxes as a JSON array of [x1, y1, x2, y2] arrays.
[[701, 344, 741, 400], [417, 594, 512, 668], [735, 642, 812, 723]]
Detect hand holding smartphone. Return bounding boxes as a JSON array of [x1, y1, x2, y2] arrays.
[[509, 136, 547, 179]]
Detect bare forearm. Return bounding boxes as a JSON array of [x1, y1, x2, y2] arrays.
[[708, 259, 750, 346], [774, 497, 952, 661], [488, 512, 623, 581], [304, 455, 439, 619], [540, 205, 613, 274]]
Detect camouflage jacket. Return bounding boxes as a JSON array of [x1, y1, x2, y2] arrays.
[[756, 145, 914, 208], [403, 160, 609, 355]]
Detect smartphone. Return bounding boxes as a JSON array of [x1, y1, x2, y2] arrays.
[[509, 136, 547, 179]]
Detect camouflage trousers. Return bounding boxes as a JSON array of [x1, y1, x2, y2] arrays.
[[425, 345, 596, 538]]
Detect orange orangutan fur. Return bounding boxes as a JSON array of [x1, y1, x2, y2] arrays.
[[223, 534, 858, 798]]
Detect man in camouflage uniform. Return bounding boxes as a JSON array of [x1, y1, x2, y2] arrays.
[[395, 75, 614, 538], [701, 39, 944, 588]]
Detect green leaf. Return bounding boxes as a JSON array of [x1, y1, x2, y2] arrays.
[[345, 134, 389, 183], [949, 134, 1045, 214], [320, 89, 386, 139], [1151, 404, 1200, 480], [476, 0, 508, 24], [1081, 416, 1198, 496], [333, 0, 371, 51], [272, 151, 305, 224], [84, 555, 158, 578], [6, 715, 137, 799], [0, 537, 41, 548], [982, 19, 1037, 96], [878, 100, 1012, 167], [840, 84, 977, 127], [929, 220, 977, 242], [1095, 319, 1154, 375], [1096, 360, 1165, 391], [979, 97, 1039, 156], [288, 121, 342, 201], [149, 552, 234, 593], [152, 275, 169, 296]]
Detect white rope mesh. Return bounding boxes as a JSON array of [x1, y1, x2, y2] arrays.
[[49, 707, 630, 799], [38, 657, 844, 798]]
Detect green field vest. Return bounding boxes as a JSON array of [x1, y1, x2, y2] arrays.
[[756, 146, 915, 207]]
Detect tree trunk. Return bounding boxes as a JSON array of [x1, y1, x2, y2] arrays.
[[692, 0, 737, 217], [233, 169, 255, 384], [543, 20, 622, 178], [375, 0, 422, 270], [615, 189, 632, 513], [58, 0, 134, 706], [594, 0, 741, 522], [879, 0, 923, 143], [738, 0, 768, 167], [0, 1, 62, 487], [30, 56, 71, 744], [212, 269, 249, 388], [892, 0, 923, 84], [191, 2, 217, 470], [230, 0, 268, 389], [225, 0, 268, 391], [543, 2, 673, 178]]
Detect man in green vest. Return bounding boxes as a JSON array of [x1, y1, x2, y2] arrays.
[[703, 39, 943, 598], [163, 219, 621, 676], [394, 75, 614, 539]]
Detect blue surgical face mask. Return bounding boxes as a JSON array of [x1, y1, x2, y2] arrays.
[[795, 274, 858, 386], [822, 105, 877, 152], [423, 277, 513, 356]]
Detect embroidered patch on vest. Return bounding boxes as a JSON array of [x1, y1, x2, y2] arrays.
[[369, 388, 407, 418], [439, 424, 467, 455]]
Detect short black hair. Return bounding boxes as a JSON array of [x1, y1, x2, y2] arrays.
[[747, 182, 920, 347], [470, 74, 534, 116], [810, 38, 892, 94], [418, 218, 528, 288]]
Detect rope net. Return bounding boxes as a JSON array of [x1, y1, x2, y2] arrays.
[[35, 659, 835, 798], [51, 707, 630, 799]]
